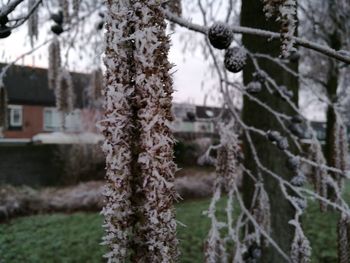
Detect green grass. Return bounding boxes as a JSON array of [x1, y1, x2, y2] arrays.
[[0, 199, 227, 263], [0, 196, 345, 263]]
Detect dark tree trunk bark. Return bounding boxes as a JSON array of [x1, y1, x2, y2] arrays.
[[241, 1, 299, 262], [324, 32, 341, 188]]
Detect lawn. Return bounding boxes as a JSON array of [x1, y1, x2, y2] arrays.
[[0, 196, 345, 263]]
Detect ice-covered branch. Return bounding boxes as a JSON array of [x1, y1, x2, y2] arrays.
[[0, 0, 42, 33], [164, 10, 350, 64]]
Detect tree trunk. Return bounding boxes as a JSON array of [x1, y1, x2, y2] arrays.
[[324, 32, 341, 193], [241, 1, 299, 262]]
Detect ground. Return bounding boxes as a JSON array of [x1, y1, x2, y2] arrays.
[[0, 193, 346, 263]]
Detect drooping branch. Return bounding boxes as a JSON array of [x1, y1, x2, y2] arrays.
[[164, 10, 350, 64]]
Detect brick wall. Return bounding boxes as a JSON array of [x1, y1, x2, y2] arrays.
[[4, 105, 45, 139]]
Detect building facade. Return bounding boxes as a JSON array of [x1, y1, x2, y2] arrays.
[[1, 63, 89, 140]]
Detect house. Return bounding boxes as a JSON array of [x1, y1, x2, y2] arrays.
[[0, 63, 227, 143], [0, 63, 90, 140], [171, 102, 224, 139], [0, 64, 226, 186]]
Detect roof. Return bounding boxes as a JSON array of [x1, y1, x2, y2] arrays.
[[0, 63, 90, 108]]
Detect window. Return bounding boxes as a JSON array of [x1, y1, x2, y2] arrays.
[[43, 108, 82, 132], [44, 108, 61, 131], [8, 105, 23, 128]]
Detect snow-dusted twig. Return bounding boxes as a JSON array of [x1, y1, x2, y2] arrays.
[[164, 10, 350, 64]]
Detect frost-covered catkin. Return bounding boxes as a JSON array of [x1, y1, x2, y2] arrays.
[[0, 85, 7, 135], [339, 124, 348, 173], [99, 1, 134, 262], [331, 115, 349, 189], [262, 0, 282, 18], [337, 213, 350, 263], [290, 228, 311, 263], [60, 0, 70, 24], [205, 123, 241, 262], [28, 0, 38, 47], [55, 69, 74, 114], [48, 38, 61, 90], [131, 1, 178, 261], [262, 0, 296, 58], [251, 183, 271, 246], [309, 143, 329, 211], [205, 146, 228, 263], [279, 0, 296, 58], [101, 1, 178, 262], [89, 68, 103, 102]]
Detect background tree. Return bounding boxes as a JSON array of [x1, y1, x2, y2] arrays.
[[241, 0, 298, 261]]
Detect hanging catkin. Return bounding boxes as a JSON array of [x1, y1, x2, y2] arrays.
[[337, 213, 350, 263], [338, 124, 348, 173], [251, 183, 271, 247], [205, 145, 228, 263], [332, 114, 349, 190], [28, 0, 38, 47], [131, 1, 178, 261], [0, 85, 7, 132], [309, 143, 328, 212], [205, 123, 242, 262], [100, 1, 134, 261], [60, 0, 70, 24], [262, 0, 283, 18], [48, 38, 61, 90], [89, 68, 103, 102], [290, 227, 311, 263], [55, 69, 74, 114], [262, 0, 296, 58], [279, 0, 296, 58]]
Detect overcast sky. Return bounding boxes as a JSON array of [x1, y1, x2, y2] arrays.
[[0, 17, 219, 106]]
